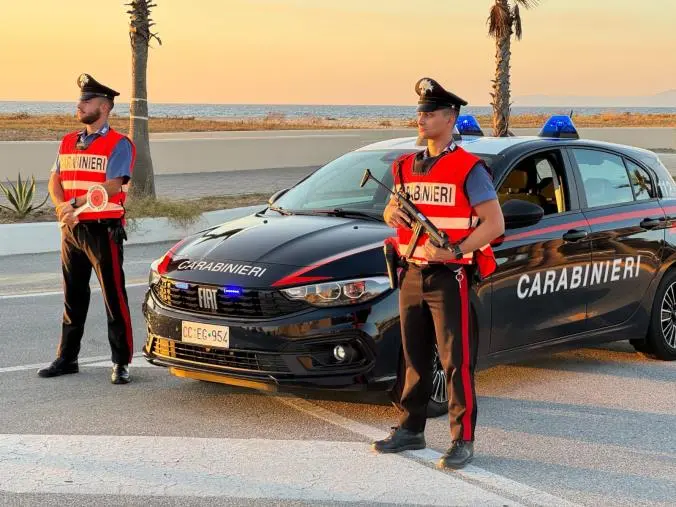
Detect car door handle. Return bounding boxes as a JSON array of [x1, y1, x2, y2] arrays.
[[640, 217, 663, 229], [562, 229, 588, 242]]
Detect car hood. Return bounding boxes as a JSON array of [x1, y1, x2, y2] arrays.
[[162, 213, 392, 287]]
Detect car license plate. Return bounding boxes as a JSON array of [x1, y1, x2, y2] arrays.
[[181, 321, 230, 348]]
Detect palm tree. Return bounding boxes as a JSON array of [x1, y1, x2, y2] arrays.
[[127, 0, 161, 198], [487, 0, 538, 137]]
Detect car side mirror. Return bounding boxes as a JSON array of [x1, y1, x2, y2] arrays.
[[268, 188, 289, 205], [501, 199, 544, 229]]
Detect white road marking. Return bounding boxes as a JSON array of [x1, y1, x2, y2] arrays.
[[86, 359, 154, 368], [0, 282, 148, 299], [276, 395, 580, 507], [0, 353, 144, 373], [0, 356, 110, 374], [0, 434, 518, 505]]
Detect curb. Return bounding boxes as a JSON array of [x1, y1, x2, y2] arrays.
[[0, 205, 265, 257]]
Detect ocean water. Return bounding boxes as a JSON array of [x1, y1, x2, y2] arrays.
[[0, 101, 674, 119]]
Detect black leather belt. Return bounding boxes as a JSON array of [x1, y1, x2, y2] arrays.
[[80, 219, 123, 226]]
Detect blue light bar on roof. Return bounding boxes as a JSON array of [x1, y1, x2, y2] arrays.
[[456, 115, 484, 137], [539, 115, 579, 139]]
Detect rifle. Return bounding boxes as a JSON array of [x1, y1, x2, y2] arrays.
[[360, 169, 454, 289], [360, 168, 452, 257]]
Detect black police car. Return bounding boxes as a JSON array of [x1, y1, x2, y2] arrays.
[[143, 116, 676, 415]]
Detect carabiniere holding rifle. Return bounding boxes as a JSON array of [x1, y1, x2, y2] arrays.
[[370, 77, 505, 469]]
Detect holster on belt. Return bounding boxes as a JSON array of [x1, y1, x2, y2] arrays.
[[384, 241, 402, 290], [108, 221, 128, 245]]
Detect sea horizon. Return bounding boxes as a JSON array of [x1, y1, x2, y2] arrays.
[[1, 100, 674, 119]]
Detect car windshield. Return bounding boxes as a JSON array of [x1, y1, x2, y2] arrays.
[[270, 149, 496, 218], [271, 150, 406, 217]]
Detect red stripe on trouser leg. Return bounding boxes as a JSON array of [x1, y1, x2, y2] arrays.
[[460, 268, 473, 441], [109, 235, 134, 363]]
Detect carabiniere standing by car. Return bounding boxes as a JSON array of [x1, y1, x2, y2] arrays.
[[372, 77, 505, 469], [38, 73, 136, 385]]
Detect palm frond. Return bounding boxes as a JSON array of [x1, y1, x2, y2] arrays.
[[127, 0, 162, 46], [487, 2, 512, 39], [513, 4, 523, 40], [513, 0, 539, 8]]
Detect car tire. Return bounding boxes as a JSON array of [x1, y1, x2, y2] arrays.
[[388, 346, 449, 419], [643, 269, 676, 360]]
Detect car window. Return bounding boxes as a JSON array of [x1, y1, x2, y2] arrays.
[[573, 149, 633, 208], [273, 150, 403, 212], [273, 148, 496, 214], [625, 159, 654, 200], [498, 150, 568, 215]]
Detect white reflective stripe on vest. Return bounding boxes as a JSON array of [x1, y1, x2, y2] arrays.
[[61, 181, 128, 194], [62, 181, 102, 191], [427, 216, 480, 229]]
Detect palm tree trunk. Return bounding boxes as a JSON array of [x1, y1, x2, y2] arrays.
[[128, 2, 156, 199], [491, 0, 513, 137]]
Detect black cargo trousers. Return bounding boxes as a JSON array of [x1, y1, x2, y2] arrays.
[[57, 220, 133, 365], [398, 262, 478, 442]]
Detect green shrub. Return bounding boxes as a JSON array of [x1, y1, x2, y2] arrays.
[[0, 173, 49, 219]]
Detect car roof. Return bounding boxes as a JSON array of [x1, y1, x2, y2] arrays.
[[355, 135, 537, 155], [355, 134, 658, 161]]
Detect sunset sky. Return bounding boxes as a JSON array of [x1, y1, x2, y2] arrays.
[[0, 0, 674, 105]]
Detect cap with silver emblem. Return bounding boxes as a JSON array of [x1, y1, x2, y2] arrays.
[[77, 73, 120, 101], [415, 77, 468, 112]]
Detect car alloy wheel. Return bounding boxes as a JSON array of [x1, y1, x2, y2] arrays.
[[660, 281, 676, 350]]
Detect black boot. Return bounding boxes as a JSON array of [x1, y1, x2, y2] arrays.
[[372, 427, 425, 453], [437, 440, 474, 469], [37, 358, 79, 378], [111, 364, 130, 384]]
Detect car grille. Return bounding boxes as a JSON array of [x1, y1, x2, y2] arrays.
[[151, 278, 308, 318], [150, 337, 291, 373]]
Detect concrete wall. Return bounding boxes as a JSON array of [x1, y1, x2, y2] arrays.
[[0, 127, 673, 182]]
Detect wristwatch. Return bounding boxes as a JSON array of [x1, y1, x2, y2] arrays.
[[451, 243, 463, 260], [69, 197, 79, 209]]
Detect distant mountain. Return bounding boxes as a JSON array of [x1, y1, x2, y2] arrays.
[[514, 90, 676, 107]]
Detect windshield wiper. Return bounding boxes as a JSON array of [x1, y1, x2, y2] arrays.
[[311, 208, 383, 222], [267, 205, 293, 216]]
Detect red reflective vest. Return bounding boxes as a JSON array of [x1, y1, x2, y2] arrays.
[[390, 146, 497, 278], [58, 128, 135, 222]]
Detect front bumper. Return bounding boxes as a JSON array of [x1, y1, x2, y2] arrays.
[[142, 287, 401, 391]]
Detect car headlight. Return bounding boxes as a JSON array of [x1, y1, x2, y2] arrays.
[[149, 259, 161, 286], [281, 277, 391, 307]]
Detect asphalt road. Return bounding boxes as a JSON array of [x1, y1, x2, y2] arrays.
[[1, 242, 674, 506]]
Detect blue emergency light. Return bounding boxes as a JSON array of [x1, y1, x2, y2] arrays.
[[539, 115, 579, 139], [223, 285, 244, 297], [174, 282, 189, 290], [456, 115, 484, 137]]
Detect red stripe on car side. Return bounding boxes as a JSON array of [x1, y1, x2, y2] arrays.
[[503, 206, 664, 242]]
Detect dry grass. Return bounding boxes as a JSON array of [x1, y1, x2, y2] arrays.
[[0, 193, 268, 225], [1, 111, 674, 141], [0, 113, 367, 141]]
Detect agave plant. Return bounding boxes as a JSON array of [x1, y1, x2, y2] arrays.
[[0, 173, 49, 219]]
